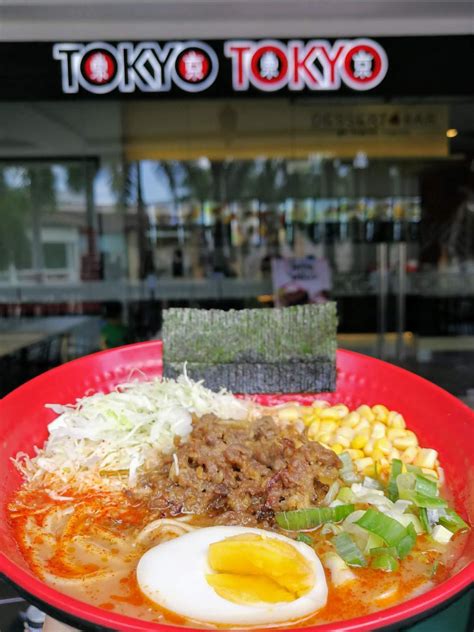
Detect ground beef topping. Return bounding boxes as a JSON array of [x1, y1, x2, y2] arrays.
[[142, 414, 341, 526]]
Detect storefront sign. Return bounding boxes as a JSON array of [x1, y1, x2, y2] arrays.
[[224, 38, 387, 91], [124, 102, 448, 160], [53, 38, 387, 95], [310, 104, 448, 139], [0, 36, 471, 100], [53, 40, 220, 95]]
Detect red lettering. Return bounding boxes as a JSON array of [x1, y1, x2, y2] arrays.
[[289, 41, 324, 89], [224, 42, 252, 90], [224, 38, 387, 93]]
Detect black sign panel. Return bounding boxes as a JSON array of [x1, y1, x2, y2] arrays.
[[0, 35, 472, 100]]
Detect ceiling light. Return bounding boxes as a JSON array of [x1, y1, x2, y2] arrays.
[[446, 128, 458, 138]]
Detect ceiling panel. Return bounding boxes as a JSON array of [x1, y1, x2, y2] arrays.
[[1, 0, 472, 40]]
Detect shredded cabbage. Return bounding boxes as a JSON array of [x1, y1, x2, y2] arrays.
[[13, 373, 250, 489]]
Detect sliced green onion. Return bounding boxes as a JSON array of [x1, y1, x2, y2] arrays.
[[429, 560, 439, 578], [415, 474, 438, 498], [339, 452, 361, 484], [419, 507, 432, 534], [407, 464, 437, 482], [370, 545, 398, 557], [337, 486, 355, 504], [403, 492, 448, 509], [356, 508, 417, 559], [398, 473, 446, 509], [275, 504, 355, 531], [396, 523, 417, 559], [356, 508, 407, 547], [364, 532, 385, 554], [296, 533, 313, 545], [364, 476, 383, 490], [396, 472, 416, 499], [387, 459, 403, 501], [398, 512, 424, 535], [439, 508, 470, 534], [370, 546, 400, 572], [334, 532, 367, 567]]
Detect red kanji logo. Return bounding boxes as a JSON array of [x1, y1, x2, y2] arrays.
[[177, 50, 210, 82], [83, 50, 116, 85]]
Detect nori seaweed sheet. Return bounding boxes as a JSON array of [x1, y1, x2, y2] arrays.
[[162, 304, 337, 393]]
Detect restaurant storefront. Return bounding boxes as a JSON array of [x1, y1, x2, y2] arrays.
[[1, 3, 474, 629], [0, 34, 473, 378]]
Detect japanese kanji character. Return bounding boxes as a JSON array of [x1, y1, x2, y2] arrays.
[[260, 51, 279, 79], [352, 50, 374, 79], [89, 53, 109, 83]]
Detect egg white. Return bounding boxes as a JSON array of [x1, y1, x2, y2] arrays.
[[136, 525, 328, 626]]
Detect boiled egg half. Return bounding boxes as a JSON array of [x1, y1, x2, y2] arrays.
[[136, 525, 328, 626]]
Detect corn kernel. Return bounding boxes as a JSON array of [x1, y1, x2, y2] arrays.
[[393, 435, 418, 450], [389, 447, 401, 460], [352, 433, 369, 450], [320, 420, 337, 434], [363, 464, 378, 477], [379, 457, 390, 471], [414, 448, 438, 470], [364, 439, 375, 456], [374, 438, 392, 455], [320, 408, 339, 420], [371, 421, 387, 439], [346, 448, 364, 460], [318, 432, 333, 445], [372, 448, 383, 461], [303, 414, 318, 427], [388, 412, 406, 429], [333, 434, 351, 448], [337, 426, 355, 440], [372, 404, 389, 422], [342, 412, 361, 428], [331, 443, 344, 455], [437, 467, 445, 485], [332, 404, 350, 418], [405, 430, 419, 444], [387, 428, 407, 441], [400, 446, 418, 463], [354, 457, 374, 472], [354, 419, 371, 434], [312, 399, 330, 409], [307, 420, 320, 440], [277, 406, 301, 422], [421, 467, 439, 479], [357, 405, 375, 422]]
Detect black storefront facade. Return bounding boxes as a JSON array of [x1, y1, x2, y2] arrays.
[[0, 34, 473, 346]]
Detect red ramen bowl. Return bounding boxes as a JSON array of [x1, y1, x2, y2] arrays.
[[0, 341, 473, 631]]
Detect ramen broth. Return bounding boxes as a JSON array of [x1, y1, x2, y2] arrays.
[[9, 487, 466, 627]]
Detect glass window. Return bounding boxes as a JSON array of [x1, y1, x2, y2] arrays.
[[0, 96, 473, 381]]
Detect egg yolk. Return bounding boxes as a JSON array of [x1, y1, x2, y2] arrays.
[[206, 534, 314, 605]]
